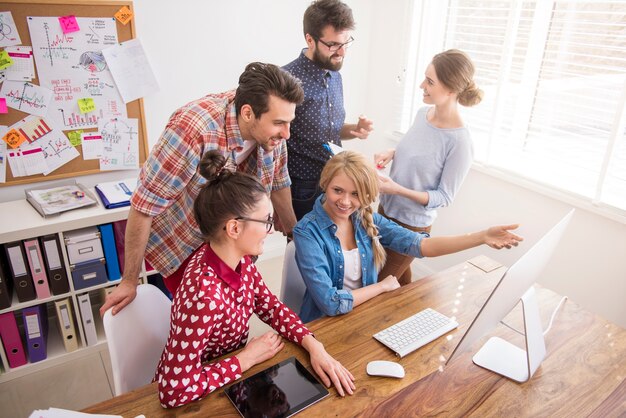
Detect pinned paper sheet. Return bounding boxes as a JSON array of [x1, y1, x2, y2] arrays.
[[10, 115, 80, 175], [5, 46, 36, 81], [58, 15, 80, 34], [78, 98, 96, 114], [0, 80, 53, 117], [10, 115, 54, 144], [0, 12, 22, 47], [114, 6, 134, 25], [0, 50, 14, 70], [0, 98, 7, 114], [102, 39, 159, 103], [2, 128, 27, 148], [81, 132, 103, 160], [66, 129, 84, 146], [7, 147, 48, 177], [99, 117, 139, 170]]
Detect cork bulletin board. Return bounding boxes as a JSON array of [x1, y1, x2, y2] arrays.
[[0, 0, 148, 186]]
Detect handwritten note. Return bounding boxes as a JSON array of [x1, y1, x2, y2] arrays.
[[58, 15, 80, 34], [2, 129, 27, 149], [0, 98, 7, 114], [0, 12, 21, 47], [66, 129, 84, 146], [114, 6, 134, 25], [77, 98, 96, 114], [0, 50, 14, 70]]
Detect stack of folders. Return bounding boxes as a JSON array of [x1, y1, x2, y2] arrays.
[[95, 178, 137, 209], [1, 236, 71, 309]]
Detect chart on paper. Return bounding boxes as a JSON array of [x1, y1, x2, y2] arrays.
[[27, 16, 127, 130]]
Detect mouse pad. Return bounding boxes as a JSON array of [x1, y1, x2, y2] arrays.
[[224, 357, 329, 418]]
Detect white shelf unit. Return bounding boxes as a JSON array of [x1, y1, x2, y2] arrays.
[[0, 196, 152, 383]]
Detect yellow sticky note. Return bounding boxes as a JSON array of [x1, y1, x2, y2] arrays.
[[78, 98, 96, 114], [114, 6, 134, 25], [2, 129, 27, 149], [0, 50, 14, 70], [67, 129, 84, 146]]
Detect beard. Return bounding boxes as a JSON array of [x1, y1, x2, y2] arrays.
[[312, 47, 343, 71]]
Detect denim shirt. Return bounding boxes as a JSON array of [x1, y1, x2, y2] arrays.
[[293, 195, 428, 323]]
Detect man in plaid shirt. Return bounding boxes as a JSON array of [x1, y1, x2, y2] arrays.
[[101, 62, 304, 316]]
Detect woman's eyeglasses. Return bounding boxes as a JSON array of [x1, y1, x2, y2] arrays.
[[234, 215, 275, 233]]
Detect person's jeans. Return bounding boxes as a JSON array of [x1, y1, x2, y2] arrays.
[[291, 179, 322, 221]]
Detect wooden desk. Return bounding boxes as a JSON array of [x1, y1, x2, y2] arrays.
[[84, 260, 626, 417]]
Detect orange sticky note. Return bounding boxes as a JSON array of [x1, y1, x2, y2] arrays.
[[78, 97, 96, 113], [2, 129, 27, 149], [114, 6, 133, 25]]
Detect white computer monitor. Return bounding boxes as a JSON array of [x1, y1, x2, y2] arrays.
[[446, 209, 575, 382]]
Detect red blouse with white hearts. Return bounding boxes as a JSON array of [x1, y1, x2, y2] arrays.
[[155, 244, 312, 408]]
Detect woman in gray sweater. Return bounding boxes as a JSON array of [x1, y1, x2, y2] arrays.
[[374, 49, 483, 285]]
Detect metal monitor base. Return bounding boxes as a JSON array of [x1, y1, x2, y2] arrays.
[[472, 286, 546, 383]]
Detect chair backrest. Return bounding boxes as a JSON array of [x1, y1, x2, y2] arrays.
[[280, 241, 307, 314], [103, 283, 171, 396]]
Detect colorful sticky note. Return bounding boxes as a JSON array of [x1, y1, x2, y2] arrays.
[[0, 98, 7, 114], [77, 98, 96, 114], [114, 6, 134, 25], [0, 50, 14, 70], [58, 15, 80, 34], [67, 129, 84, 146], [2, 129, 27, 149]]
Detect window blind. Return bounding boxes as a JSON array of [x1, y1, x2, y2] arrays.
[[405, 0, 626, 213]]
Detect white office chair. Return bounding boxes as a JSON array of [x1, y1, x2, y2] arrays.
[[279, 241, 307, 314], [103, 283, 171, 396]]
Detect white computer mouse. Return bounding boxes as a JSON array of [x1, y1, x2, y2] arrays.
[[366, 360, 405, 378]]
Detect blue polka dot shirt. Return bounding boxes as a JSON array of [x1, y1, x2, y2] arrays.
[[283, 50, 346, 181]]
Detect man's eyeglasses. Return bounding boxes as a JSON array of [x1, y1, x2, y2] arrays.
[[235, 215, 275, 233], [315, 36, 354, 53]]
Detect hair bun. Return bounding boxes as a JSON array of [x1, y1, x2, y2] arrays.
[[198, 150, 235, 183], [458, 81, 484, 107]]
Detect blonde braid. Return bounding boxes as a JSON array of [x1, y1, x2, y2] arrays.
[[361, 205, 386, 270]]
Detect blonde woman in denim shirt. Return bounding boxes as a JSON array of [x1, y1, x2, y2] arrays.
[[293, 151, 522, 323]]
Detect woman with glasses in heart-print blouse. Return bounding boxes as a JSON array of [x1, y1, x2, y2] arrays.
[[155, 150, 355, 409]]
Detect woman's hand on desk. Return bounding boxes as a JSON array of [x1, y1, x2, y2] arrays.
[[302, 335, 356, 397], [379, 275, 401, 292], [237, 331, 285, 372]]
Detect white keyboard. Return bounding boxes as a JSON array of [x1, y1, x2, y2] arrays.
[[373, 308, 458, 358]]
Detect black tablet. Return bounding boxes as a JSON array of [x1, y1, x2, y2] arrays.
[[224, 357, 329, 418]]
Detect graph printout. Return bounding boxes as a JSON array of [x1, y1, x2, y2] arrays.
[[27, 16, 127, 130], [0, 80, 53, 117]]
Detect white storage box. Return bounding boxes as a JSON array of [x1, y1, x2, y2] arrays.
[[64, 226, 104, 265]]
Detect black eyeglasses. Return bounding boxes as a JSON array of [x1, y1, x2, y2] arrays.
[[315, 36, 354, 53], [235, 215, 274, 233]]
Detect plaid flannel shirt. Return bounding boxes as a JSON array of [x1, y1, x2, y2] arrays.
[[131, 90, 290, 277]]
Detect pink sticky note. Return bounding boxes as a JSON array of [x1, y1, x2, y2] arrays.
[[0, 98, 7, 114], [59, 15, 80, 34]]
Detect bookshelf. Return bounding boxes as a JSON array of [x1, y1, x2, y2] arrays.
[[0, 192, 153, 383]]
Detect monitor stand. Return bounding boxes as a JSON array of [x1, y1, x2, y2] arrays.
[[472, 286, 546, 383]]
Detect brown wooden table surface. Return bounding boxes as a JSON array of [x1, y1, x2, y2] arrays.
[[83, 259, 626, 417]]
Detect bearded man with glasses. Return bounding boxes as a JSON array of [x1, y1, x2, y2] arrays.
[[282, 0, 374, 225]]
